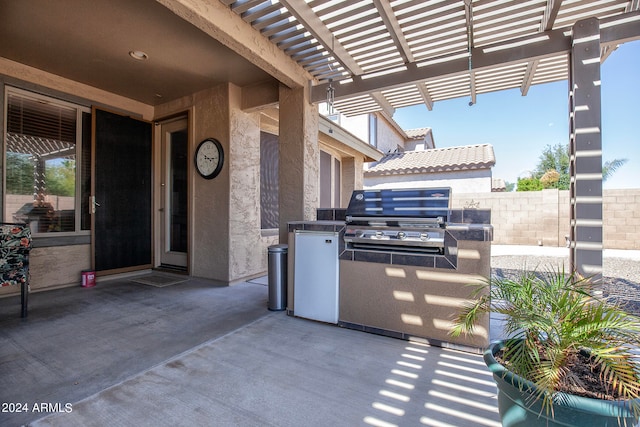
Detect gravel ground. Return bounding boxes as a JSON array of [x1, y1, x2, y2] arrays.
[[491, 254, 640, 316]]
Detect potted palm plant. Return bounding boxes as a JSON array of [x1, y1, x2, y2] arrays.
[[451, 267, 640, 427]]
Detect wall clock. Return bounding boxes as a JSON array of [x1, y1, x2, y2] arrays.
[[194, 138, 224, 179]]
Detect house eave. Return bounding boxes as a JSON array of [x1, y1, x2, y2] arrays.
[[319, 115, 383, 162]]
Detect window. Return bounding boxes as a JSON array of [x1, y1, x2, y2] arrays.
[[4, 88, 90, 234], [368, 114, 377, 148], [260, 131, 279, 230]]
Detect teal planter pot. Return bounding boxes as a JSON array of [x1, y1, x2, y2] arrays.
[[485, 341, 640, 427]]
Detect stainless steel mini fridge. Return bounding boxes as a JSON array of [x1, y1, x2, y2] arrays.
[[293, 230, 339, 324]]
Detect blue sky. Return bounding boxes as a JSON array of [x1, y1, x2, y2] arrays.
[[392, 40, 639, 190]]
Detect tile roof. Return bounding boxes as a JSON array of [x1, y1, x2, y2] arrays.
[[492, 178, 507, 192], [405, 127, 431, 139], [365, 144, 495, 176]]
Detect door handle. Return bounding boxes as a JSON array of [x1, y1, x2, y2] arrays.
[[90, 196, 101, 214]]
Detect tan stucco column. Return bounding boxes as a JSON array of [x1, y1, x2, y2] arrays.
[[341, 157, 364, 207], [228, 84, 269, 281], [278, 85, 319, 242], [191, 84, 231, 281]]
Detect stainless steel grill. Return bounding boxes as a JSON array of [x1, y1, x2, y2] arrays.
[[344, 188, 450, 255]]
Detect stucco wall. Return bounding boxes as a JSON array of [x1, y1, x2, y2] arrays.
[[0, 244, 91, 297], [365, 170, 492, 193], [339, 114, 368, 143], [278, 86, 320, 242], [228, 84, 278, 281], [156, 83, 280, 283], [451, 189, 639, 250], [341, 157, 363, 207], [188, 85, 232, 281], [0, 58, 154, 120], [375, 113, 404, 154]]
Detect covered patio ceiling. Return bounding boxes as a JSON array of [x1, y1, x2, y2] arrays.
[[221, 0, 640, 116]]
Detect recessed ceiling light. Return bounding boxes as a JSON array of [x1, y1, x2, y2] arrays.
[[129, 50, 148, 61]]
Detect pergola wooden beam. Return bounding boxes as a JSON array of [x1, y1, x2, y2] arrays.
[[278, 0, 363, 76], [310, 10, 640, 104], [372, 0, 414, 64], [542, 0, 562, 31], [520, 59, 540, 96], [311, 27, 570, 103]]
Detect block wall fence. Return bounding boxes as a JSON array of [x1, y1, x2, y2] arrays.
[[450, 189, 640, 250]]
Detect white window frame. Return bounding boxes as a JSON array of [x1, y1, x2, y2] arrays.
[[3, 86, 90, 236], [368, 114, 377, 148]]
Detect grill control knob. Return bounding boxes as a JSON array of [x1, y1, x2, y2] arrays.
[[420, 232, 430, 241], [397, 232, 406, 240], [375, 231, 384, 239], [355, 230, 365, 238]]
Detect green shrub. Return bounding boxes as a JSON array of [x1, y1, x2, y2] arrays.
[[517, 177, 543, 191]]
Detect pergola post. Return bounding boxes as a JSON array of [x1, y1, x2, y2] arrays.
[[278, 85, 320, 243], [569, 17, 603, 281]]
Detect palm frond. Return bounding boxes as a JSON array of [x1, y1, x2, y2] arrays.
[[603, 158, 628, 181], [451, 264, 640, 421]]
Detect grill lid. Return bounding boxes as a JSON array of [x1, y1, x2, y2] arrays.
[[345, 188, 451, 225]]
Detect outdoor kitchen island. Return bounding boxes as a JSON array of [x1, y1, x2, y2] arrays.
[[287, 188, 493, 352]]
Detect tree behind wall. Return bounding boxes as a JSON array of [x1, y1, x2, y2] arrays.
[[519, 143, 628, 191], [516, 177, 543, 191]]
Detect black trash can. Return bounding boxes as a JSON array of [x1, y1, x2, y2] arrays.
[[267, 244, 288, 311]]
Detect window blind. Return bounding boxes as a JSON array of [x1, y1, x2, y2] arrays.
[[4, 90, 79, 233]]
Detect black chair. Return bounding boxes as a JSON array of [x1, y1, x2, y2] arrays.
[[0, 222, 32, 317]]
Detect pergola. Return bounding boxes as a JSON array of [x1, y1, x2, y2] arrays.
[[220, 0, 640, 278]]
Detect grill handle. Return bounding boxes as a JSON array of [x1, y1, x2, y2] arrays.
[[346, 216, 445, 226]]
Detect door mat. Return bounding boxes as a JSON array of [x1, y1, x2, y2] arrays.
[[130, 274, 188, 288]]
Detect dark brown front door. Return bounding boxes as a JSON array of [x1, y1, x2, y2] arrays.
[[92, 108, 152, 273]]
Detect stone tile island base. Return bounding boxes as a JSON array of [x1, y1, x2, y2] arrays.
[[338, 240, 491, 353]]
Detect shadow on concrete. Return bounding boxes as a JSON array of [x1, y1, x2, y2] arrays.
[[1, 276, 500, 427]]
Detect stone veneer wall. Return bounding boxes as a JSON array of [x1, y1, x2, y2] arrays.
[[451, 189, 640, 250]]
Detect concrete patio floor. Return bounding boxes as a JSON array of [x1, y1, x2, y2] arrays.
[[1, 274, 501, 427]]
